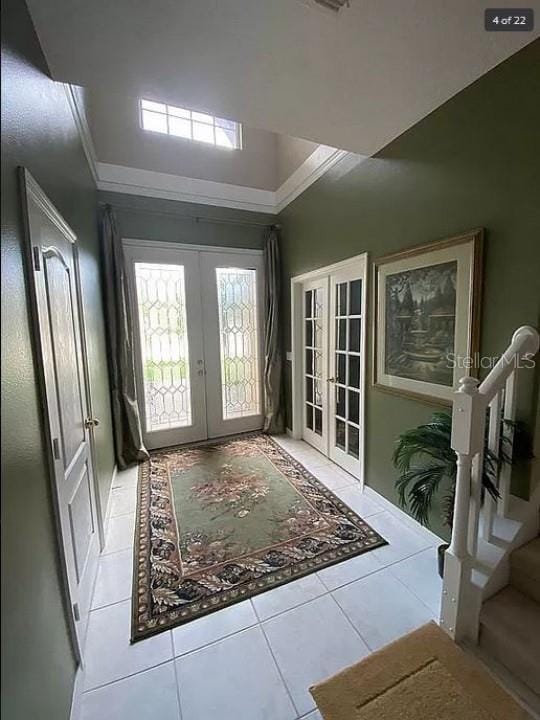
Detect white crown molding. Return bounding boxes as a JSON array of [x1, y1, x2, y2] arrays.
[[63, 84, 99, 185], [275, 145, 350, 212], [65, 82, 356, 214], [96, 163, 278, 214]]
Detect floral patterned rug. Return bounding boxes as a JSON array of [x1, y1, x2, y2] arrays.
[[132, 434, 386, 641]]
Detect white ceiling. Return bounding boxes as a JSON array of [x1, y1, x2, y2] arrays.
[[28, 0, 538, 154]]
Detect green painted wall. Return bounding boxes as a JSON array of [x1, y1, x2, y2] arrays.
[[279, 41, 540, 539], [98, 191, 274, 250], [1, 2, 115, 718]]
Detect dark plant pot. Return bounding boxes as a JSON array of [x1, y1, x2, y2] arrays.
[[437, 543, 449, 579]]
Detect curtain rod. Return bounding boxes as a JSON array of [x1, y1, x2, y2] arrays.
[[98, 201, 280, 230]]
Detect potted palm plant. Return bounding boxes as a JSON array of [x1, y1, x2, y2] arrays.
[[393, 411, 532, 577]]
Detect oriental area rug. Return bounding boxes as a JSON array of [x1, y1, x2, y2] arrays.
[[132, 433, 386, 641]]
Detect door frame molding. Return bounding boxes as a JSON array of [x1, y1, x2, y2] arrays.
[[290, 253, 368, 483], [18, 168, 104, 663], [123, 237, 264, 256]]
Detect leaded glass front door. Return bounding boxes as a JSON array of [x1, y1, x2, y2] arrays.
[[125, 244, 264, 449], [126, 246, 207, 449], [201, 251, 264, 438]]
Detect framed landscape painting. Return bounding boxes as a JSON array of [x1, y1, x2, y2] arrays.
[[373, 229, 483, 404]]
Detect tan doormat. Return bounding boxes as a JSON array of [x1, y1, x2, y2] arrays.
[[310, 622, 531, 720]]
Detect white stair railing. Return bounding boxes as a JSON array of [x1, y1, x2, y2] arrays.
[[440, 325, 539, 642]]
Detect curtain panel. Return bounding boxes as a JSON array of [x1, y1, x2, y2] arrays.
[[101, 205, 149, 468], [263, 226, 285, 434]]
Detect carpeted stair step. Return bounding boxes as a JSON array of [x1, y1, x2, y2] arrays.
[[510, 536, 540, 603], [479, 586, 540, 696]]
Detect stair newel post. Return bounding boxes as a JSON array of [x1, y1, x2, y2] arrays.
[[441, 376, 483, 641]]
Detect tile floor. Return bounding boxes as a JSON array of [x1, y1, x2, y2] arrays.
[[79, 436, 443, 720]]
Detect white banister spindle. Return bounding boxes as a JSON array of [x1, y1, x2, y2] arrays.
[[482, 390, 502, 541], [498, 370, 517, 517], [468, 448, 485, 557]]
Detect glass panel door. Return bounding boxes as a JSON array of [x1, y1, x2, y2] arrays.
[[200, 251, 264, 438], [134, 263, 192, 431], [302, 278, 327, 453], [328, 265, 366, 478], [125, 246, 208, 449], [215, 267, 261, 421]]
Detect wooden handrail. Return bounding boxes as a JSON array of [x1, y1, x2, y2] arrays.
[[478, 325, 539, 404]]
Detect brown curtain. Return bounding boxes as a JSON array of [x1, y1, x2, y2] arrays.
[[263, 226, 285, 434], [101, 205, 149, 468]]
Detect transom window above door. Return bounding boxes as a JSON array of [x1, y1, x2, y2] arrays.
[[140, 99, 242, 149]]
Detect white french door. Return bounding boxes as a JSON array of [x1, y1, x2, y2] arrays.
[[124, 242, 264, 450], [295, 254, 367, 482], [302, 277, 328, 453], [328, 264, 366, 477]]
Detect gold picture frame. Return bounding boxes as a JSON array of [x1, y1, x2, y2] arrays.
[[372, 229, 484, 405]]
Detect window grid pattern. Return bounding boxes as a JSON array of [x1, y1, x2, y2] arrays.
[[334, 279, 362, 459], [216, 268, 261, 420], [135, 263, 192, 431], [140, 99, 241, 149], [304, 288, 324, 436]]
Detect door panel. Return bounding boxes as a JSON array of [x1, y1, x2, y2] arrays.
[[126, 247, 207, 449], [298, 256, 366, 482], [126, 245, 264, 447], [43, 250, 86, 467], [23, 171, 100, 660], [201, 252, 264, 438], [302, 278, 328, 453], [328, 264, 366, 479], [68, 463, 95, 582], [216, 267, 261, 421]]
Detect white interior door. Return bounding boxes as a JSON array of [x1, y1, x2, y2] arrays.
[[302, 277, 328, 453], [23, 171, 100, 660], [200, 251, 264, 438], [126, 242, 264, 448], [125, 246, 208, 450], [296, 254, 367, 482], [328, 262, 367, 479]]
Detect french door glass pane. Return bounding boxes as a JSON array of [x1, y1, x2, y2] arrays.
[[216, 267, 261, 419], [134, 263, 192, 431], [333, 279, 363, 458], [304, 287, 324, 437]]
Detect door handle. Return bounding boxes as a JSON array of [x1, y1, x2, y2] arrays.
[[84, 417, 100, 429], [327, 377, 336, 383]]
